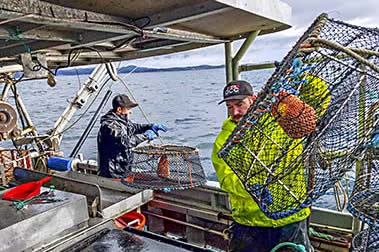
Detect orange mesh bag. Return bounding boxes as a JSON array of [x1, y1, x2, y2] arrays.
[[271, 91, 316, 139], [157, 154, 170, 178]]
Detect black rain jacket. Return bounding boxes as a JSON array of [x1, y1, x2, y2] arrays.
[[97, 110, 151, 178]]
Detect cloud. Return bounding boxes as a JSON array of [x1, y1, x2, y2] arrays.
[[347, 17, 379, 28]]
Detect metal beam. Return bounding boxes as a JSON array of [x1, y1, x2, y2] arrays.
[[0, 64, 22, 73], [232, 30, 260, 80], [0, 10, 140, 35], [145, 28, 227, 44], [137, 0, 231, 28], [0, 0, 132, 24], [69, 32, 135, 49], [239, 62, 275, 72], [0, 40, 65, 58], [0, 27, 79, 43], [55, 42, 212, 67]]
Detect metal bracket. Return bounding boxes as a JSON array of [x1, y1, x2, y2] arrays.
[[20, 53, 48, 79]]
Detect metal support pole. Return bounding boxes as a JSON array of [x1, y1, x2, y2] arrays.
[[70, 90, 112, 158], [232, 30, 260, 80], [50, 63, 110, 149], [239, 62, 276, 72], [10, 85, 38, 137], [225, 42, 233, 83], [352, 65, 367, 234], [0, 81, 11, 101]]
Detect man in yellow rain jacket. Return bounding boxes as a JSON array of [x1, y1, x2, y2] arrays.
[[212, 80, 315, 252]]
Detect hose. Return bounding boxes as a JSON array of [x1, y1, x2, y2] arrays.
[[270, 242, 307, 252]]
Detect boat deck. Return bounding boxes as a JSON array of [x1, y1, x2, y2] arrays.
[[3, 168, 355, 251]]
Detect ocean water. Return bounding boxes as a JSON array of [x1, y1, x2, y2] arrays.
[[12, 67, 272, 178], [3, 67, 348, 209]]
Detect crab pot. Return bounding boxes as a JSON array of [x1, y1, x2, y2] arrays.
[[217, 13, 379, 220], [352, 227, 379, 252], [347, 149, 379, 226], [0, 149, 32, 185], [122, 145, 206, 191]]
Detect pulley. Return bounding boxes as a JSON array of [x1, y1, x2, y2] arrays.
[[0, 102, 17, 139]]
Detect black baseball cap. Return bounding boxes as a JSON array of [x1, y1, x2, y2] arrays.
[[218, 80, 254, 104], [112, 94, 138, 109]]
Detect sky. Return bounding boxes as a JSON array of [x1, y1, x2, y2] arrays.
[[125, 0, 379, 68]]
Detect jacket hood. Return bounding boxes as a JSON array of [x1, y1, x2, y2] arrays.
[[100, 110, 127, 124]]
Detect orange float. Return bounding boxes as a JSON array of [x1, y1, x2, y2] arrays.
[[271, 91, 316, 139]]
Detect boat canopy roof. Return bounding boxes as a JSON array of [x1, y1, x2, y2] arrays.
[[0, 0, 291, 73]]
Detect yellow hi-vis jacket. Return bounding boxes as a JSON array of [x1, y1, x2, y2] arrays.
[[211, 75, 329, 227], [212, 117, 311, 227]]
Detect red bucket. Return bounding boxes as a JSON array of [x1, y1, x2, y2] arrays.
[[114, 211, 146, 230]]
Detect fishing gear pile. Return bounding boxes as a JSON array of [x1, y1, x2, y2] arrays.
[[120, 145, 207, 191], [217, 13, 379, 220], [352, 226, 379, 252], [347, 104, 379, 251], [347, 114, 379, 227]]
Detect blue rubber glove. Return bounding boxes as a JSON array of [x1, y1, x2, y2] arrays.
[[145, 130, 155, 141], [151, 123, 168, 136]]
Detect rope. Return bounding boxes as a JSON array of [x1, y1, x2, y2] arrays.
[[333, 180, 347, 211], [13, 185, 56, 210], [309, 227, 334, 241], [116, 72, 164, 144], [5, 27, 31, 54], [270, 242, 307, 252], [310, 38, 379, 73]]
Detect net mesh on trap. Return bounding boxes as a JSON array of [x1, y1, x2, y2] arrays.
[[347, 105, 379, 227], [218, 13, 379, 219], [352, 227, 379, 252], [121, 145, 207, 190]]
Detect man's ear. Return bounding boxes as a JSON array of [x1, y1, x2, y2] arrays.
[[248, 95, 256, 104], [115, 106, 122, 114]]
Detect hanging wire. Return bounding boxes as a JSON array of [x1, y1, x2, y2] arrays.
[[116, 71, 164, 144]]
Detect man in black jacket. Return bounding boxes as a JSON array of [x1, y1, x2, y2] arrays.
[[97, 94, 167, 178]]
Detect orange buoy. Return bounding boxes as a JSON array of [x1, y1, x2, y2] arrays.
[[114, 211, 146, 230], [157, 154, 170, 178], [271, 91, 316, 139]]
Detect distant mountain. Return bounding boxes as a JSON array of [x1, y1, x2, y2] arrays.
[[56, 64, 224, 75]]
